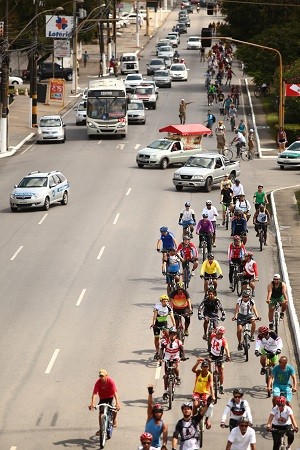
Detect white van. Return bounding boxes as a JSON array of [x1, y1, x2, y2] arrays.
[[120, 53, 139, 74]]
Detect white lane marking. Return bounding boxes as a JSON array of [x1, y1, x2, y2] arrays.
[[134, 144, 140, 150], [76, 289, 87, 306], [97, 246, 105, 260], [113, 213, 120, 225], [10, 447, 17, 450], [97, 140, 102, 145], [10, 246, 23, 261], [116, 144, 125, 150], [155, 363, 162, 380], [21, 142, 35, 154], [45, 349, 60, 374], [38, 213, 48, 225], [126, 188, 131, 196]]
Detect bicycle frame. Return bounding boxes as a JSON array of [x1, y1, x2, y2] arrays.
[[182, 260, 191, 289], [94, 403, 116, 449], [164, 359, 178, 410], [173, 312, 190, 343], [273, 302, 280, 334], [232, 262, 243, 295]]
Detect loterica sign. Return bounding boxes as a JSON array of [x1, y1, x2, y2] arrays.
[[45, 15, 74, 38]]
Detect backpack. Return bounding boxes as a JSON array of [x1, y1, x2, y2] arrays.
[[212, 115, 216, 123]]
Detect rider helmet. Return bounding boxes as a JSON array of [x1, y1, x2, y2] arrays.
[[250, 128, 254, 132], [181, 402, 193, 411], [202, 213, 208, 218], [216, 326, 225, 334], [183, 235, 191, 240], [140, 432, 153, 442], [177, 281, 185, 289], [160, 294, 169, 302], [238, 417, 250, 424], [207, 253, 214, 259], [201, 360, 209, 367], [235, 209, 242, 216], [152, 403, 163, 413], [273, 274, 281, 280], [160, 226, 168, 233], [242, 290, 250, 297], [185, 201, 191, 207], [169, 326, 178, 334], [258, 325, 269, 335], [233, 388, 244, 397], [276, 396, 287, 406], [207, 285, 216, 293], [235, 178, 240, 183], [206, 200, 212, 205]]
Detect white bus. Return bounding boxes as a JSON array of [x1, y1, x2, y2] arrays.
[[86, 78, 128, 138]]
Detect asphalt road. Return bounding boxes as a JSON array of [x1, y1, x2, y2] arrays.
[[0, 6, 299, 450]]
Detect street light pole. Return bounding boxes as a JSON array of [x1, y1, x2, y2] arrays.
[[30, 0, 39, 127], [0, 0, 9, 152]]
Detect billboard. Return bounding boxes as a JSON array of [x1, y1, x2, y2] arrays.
[[54, 40, 71, 58], [45, 15, 74, 38]]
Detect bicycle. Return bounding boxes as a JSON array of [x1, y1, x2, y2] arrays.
[[230, 115, 236, 131], [231, 261, 243, 295], [174, 312, 192, 344], [221, 202, 232, 230], [166, 271, 178, 294], [198, 233, 210, 262], [182, 260, 192, 289], [256, 223, 267, 251], [254, 84, 270, 98], [259, 349, 276, 397], [234, 317, 260, 362], [221, 147, 233, 160], [273, 301, 281, 335], [198, 314, 221, 352], [208, 357, 228, 403], [163, 357, 188, 410], [228, 143, 249, 161], [179, 221, 195, 239], [268, 427, 296, 450], [93, 403, 116, 449]]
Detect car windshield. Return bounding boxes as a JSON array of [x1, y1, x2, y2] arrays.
[[150, 60, 164, 65], [136, 87, 153, 94], [128, 102, 144, 110], [171, 65, 185, 71], [160, 47, 171, 51], [87, 97, 126, 119], [287, 142, 300, 151], [78, 103, 86, 111], [148, 140, 172, 150], [185, 157, 213, 168], [40, 118, 61, 127], [189, 37, 199, 42], [127, 75, 142, 80], [155, 71, 168, 77], [122, 56, 136, 61], [18, 177, 48, 188]]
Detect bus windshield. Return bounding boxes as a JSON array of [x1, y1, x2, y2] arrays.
[[87, 97, 126, 120]]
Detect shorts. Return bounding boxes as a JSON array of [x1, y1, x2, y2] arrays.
[[209, 354, 224, 366], [98, 397, 114, 413], [269, 295, 285, 308], [182, 219, 195, 228], [166, 270, 180, 284], [237, 313, 254, 326], [242, 275, 254, 284], [211, 221, 217, 232], [153, 321, 168, 336], [222, 202, 232, 212], [192, 392, 209, 404], [204, 272, 217, 279], [260, 348, 279, 364], [272, 384, 292, 402]]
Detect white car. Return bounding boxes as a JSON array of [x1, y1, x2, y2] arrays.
[[187, 36, 201, 49], [166, 35, 178, 48], [9, 76, 23, 85], [75, 101, 86, 125], [157, 46, 174, 59], [167, 32, 180, 45], [37, 115, 66, 143], [124, 73, 143, 93], [169, 63, 189, 81], [120, 12, 144, 24]]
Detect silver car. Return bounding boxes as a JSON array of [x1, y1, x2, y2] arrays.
[[153, 70, 172, 88], [10, 170, 70, 212], [157, 46, 174, 59], [127, 100, 146, 124], [75, 101, 86, 125], [37, 115, 66, 143]]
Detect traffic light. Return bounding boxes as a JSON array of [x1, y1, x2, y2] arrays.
[[201, 27, 212, 47], [207, 2, 214, 14]]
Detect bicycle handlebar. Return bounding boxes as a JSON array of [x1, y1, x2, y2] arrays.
[[92, 403, 117, 411]]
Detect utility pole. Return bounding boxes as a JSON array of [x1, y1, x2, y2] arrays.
[[72, 0, 78, 94], [0, 0, 9, 152], [30, 0, 38, 127]]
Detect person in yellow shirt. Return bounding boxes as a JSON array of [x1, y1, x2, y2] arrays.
[[200, 253, 223, 294], [192, 359, 214, 427]]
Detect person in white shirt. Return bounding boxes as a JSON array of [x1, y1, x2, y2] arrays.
[[266, 395, 298, 450], [202, 200, 219, 247], [231, 178, 245, 202], [226, 417, 256, 450], [230, 130, 246, 157], [235, 194, 251, 221], [220, 389, 253, 431], [178, 202, 196, 238]]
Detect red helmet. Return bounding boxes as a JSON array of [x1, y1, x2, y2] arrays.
[[276, 396, 287, 406], [258, 326, 269, 334], [152, 403, 163, 413], [140, 432, 153, 441], [216, 326, 225, 334]]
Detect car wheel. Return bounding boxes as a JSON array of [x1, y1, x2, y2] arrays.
[[153, 103, 156, 110], [204, 177, 212, 192], [10, 206, 18, 212], [43, 196, 50, 211], [66, 72, 73, 81], [160, 158, 168, 170], [61, 191, 68, 205], [175, 185, 183, 191], [280, 166, 284, 170], [138, 163, 144, 168], [11, 81, 19, 85]]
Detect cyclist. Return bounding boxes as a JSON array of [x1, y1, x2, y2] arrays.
[[172, 401, 213, 450], [196, 213, 214, 253], [228, 235, 246, 291], [266, 274, 288, 329], [253, 203, 270, 245], [226, 417, 256, 450], [88, 369, 121, 433], [192, 359, 214, 424], [231, 178, 245, 206], [198, 287, 225, 340], [232, 290, 260, 350], [177, 235, 199, 277], [231, 210, 248, 243], [138, 432, 157, 449], [220, 181, 233, 225], [241, 252, 258, 297], [157, 226, 177, 253], [160, 327, 186, 398], [230, 129, 246, 157], [220, 173, 233, 191], [266, 396, 298, 450], [235, 193, 251, 221], [151, 294, 176, 359], [267, 356, 297, 407], [178, 202, 196, 237], [202, 200, 219, 247], [253, 184, 268, 211], [169, 281, 192, 336], [224, 94, 232, 118], [144, 386, 168, 449], [162, 248, 182, 295], [209, 326, 231, 394], [200, 253, 223, 294], [221, 388, 253, 431], [255, 325, 283, 375], [228, 103, 238, 128]]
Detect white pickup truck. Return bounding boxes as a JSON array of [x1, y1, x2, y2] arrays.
[[173, 153, 241, 192]]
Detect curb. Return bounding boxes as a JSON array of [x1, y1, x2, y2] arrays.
[[270, 187, 300, 363], [245, 78, 262, 158], [0, 132, 35, 158]]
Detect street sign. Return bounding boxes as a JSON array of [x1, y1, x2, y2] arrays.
[[286, 83, 300, 97], [54, 40, 71, 58], [45, 15, 74, 38]]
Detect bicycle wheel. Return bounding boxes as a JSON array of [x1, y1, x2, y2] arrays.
[[223, 148, 233, 160], [100, 415, 107, 449], [183, 266, 190, 290], [237, 276, 243, 297], [199, 418, 204, 448], [254, 87, 261, 98], [177, 326, 185, 345], [243, 334, 249, 362], [202, 242, 207, 262], [207, 330, 212, 353], [225, 210, 229, 230], [213, 372, 218, 404], [168, 379, 173, 410], [232, 272, 237, 293], [274, 309, 279, 335], [259, 230, 263, 251], [240, 150, 249, 161], [265, 367, 271, 397]]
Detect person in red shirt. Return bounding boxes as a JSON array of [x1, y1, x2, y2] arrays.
[[177, 235, 199, 277], [228, 235, 246, 290], [242, 252, 259, 297], [209, 326, 231, 394], [88, 368, 121, 434]]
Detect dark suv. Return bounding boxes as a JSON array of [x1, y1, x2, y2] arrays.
[[22, 63, 73, 82]]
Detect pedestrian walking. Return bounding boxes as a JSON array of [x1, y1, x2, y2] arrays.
[[215, 120, 226, 152], [225, 66, 235, 86], [179, 99, 193, 124], [83, 50, 89, 68], [206, 110, 216, 136], [248, 128, 255, 158], [199, 47, 206, 62], [277, 126, 287, 150]]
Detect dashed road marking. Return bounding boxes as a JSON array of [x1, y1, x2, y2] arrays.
[[76, 289, 87, 306], [116, 144, 125, 150], [10, 246, 23, 261], [97, 140, 102, 145], [135, 144, 140, 149], [126, 188, 131, 196], [38, 213, 48, 225], [97, 246, 105, 260], [155, 363, 161, 380], [45, 349, 60, 374], [113, 213, 120, 225]]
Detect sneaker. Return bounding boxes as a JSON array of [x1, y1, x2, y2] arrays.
[[176, 377, 181, 385], [96, 430, 101, 436], [280, 312, 285, 319], [191, 270, 195, 277], [269, 322, 274, 330], [222, 221, 225, 226], [260, 367, 266, 375], [190, 234, 193, 238], [184, 330, 189, 336], [213, 243, 216, 247], [229, 283, 233, 291], [256, 232, 259, 237], [252, 290, 256, 297], [154, 352, 159, 360], [238, 342, 243, 351], [163, 392, 168, 400], [250, 335, 255, 342], [203, 334, 208, 340], [219, 385, 224, 394]]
